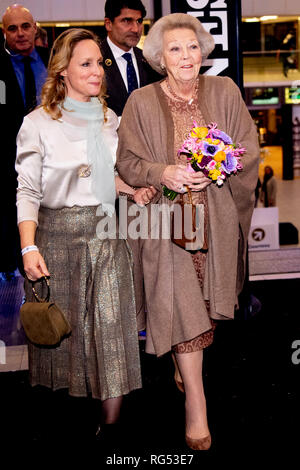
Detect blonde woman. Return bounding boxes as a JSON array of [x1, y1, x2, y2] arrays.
[[16, 28, 155, 433]]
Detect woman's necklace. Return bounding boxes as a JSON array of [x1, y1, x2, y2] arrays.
[[166, 77, 199, 105]]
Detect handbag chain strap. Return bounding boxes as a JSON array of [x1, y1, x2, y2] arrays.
[[31, 276, 50, 303]]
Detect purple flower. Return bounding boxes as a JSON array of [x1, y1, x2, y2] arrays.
[[221, 153, 237, 174], [203, 141, 220, 157], [211, 130, 233, 145], [199, 155, 212, 168], [202, 168, 210, 177]]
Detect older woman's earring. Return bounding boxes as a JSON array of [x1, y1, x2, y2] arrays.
[[160, 63, 165, 70]]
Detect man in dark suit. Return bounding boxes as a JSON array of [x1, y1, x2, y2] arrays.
[[0, 4, 49, 280], [101, 0, 160, 116]]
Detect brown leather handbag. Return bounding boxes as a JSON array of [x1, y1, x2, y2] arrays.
[[171, 187, 206, 251], [20, 276, 71, 346]]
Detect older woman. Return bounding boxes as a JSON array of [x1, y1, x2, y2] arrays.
[[16, 28, 155, 433], [117, 13, 259, 450]]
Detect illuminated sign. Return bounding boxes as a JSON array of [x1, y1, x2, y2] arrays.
[[171, 0, 243, 86], [251, 87, 279, 105], [285, 87, 300, 104]]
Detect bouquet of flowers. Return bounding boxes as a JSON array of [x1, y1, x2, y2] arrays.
[[163, 122, 246, 201]]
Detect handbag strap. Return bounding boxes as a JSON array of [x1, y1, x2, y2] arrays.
[[179, 186, 193, 204], [31, 276, 50, 303]]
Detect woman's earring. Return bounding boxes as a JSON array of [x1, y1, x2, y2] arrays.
[[160, 63, 165, 70]]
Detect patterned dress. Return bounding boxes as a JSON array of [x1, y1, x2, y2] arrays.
[[163, 90, 215, 353]]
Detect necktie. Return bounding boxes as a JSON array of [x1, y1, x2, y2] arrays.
[[22, 56, 37, 114], [122, 52, 138, 95]]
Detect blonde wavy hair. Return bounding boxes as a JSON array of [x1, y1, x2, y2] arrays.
[[41, 28, 107, 120]]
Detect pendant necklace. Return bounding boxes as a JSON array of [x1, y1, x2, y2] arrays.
[[166, 77, 199, 105]]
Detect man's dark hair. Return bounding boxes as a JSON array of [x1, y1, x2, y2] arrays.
[[104, 0, 146, 22]]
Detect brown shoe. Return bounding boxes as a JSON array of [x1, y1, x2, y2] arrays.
[[185, 433, 211, 451]]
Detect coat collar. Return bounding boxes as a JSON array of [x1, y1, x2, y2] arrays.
[[152, 77, 213, 166]]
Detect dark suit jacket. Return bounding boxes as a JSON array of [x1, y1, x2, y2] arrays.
[[100, 38, 161, 117], [0, 46, 49, 194]]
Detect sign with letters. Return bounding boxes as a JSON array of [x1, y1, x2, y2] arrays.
[[170, 0, 243, 87], [248, 208, 279, 251]]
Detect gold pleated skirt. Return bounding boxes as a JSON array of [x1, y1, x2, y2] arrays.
[[25, 205, 142, 401]]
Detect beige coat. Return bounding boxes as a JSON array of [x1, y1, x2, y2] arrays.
[[117, 76, 260, 356]]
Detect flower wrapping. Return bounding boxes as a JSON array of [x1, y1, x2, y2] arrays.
[[163, 122, 246, 201]]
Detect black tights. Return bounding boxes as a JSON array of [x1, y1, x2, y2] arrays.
[[101, 396, 123, 424]]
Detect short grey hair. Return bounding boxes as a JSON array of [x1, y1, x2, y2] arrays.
[[143, 13, 215, 75]]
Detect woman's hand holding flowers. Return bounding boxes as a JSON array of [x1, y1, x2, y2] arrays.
[[161, 164, 211, 193], [187, 171, 212, 191]]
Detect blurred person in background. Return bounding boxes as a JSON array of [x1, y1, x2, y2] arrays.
[[35, 25, 48, 48], [277, 28, 297, 77], [260, 166, 277, 207]]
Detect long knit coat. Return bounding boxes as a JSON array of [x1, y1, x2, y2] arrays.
[[117, 76, 260, 356]]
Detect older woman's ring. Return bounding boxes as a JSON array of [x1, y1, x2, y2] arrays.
[[179, 186, 186, 193]]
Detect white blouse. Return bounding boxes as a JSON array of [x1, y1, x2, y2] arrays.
[[15, 106, 119, 225]]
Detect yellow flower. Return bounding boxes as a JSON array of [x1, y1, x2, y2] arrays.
[[191, 127, 208, 139], [214, 151, 226, 162], [193, 152, 203, 163], [209, 169, 221, 180]]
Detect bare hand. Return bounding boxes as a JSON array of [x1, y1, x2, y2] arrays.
[[23, 251, 50, 281], [188, 172, 212, 191], [161, 164, 211, 192], [133, 186, 157, 206]]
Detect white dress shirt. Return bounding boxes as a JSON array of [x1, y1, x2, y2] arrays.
[[15, 106, 119, 225], [107, 36, 140, 90]]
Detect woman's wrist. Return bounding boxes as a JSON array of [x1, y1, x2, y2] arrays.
[[119, 191, 135, 201], [21, 245, 39, 256]]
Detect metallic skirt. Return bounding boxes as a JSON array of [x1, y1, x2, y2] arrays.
[[25, 205, 142, 400]]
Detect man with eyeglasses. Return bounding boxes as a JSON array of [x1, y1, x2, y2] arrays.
[[101, 0, 160, 117], [0, 4, 49, 281]]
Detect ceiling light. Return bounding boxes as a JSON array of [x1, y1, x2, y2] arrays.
[[260, 16, 278, 21], [245, 18, 260, 23]]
